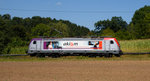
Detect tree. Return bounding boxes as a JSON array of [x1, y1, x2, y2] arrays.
[[88, 30, 96, 37], [42, 17, 52, 24], [31, 16, 42, 27], [115, 29, 130, 40], [32, 22, 69, 37], [49, 21, 69, 37], [32, 24, 51, 37], [110, 17, 127, 32], [10, 25, 27, 39], [61, 20, 90, 37], [23, 17, 32, 31], [2, 14, 11, 20], [129, 5, 150, 39], [94, 17, 127, 33], [12, 17, 23, 25], [94, 19, 110, 32], [0, 18, 11, 54], [0, 31, 5, 54], [100, 28, 115, 37]]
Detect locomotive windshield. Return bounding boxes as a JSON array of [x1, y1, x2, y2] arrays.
[[33, 41, 36, 44], [110, 40, 114, 44]]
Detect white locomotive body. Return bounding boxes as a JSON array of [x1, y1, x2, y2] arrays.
[[27, 37, 123, 57]]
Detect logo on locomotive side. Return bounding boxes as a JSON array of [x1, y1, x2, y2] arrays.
[[63, 42, 78, 46]]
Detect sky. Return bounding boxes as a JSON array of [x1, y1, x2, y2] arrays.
[[0, 0, 150, 30]]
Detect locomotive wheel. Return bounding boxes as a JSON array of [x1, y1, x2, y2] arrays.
[[99, 54, 103, 57], [51, 54, 60, 58], [104, 54, 109, 58], [88, 54, 96, 58], [36, 54, 41, 57], [114, 54, 120, 57], [104, 53, 112, 58], [36, 54, 45, 58], [30, 54, 36, 57], [109, 54, 113, 57]]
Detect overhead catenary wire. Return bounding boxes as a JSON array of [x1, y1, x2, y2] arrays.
[[0, 8, 134, 13]]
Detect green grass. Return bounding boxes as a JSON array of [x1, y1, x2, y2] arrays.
[[119, 39, 150, 53], [8, 46, 28, 54], [0, 55, 150, 62]]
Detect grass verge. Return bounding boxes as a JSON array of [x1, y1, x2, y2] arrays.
[[7, 46, 28, 54], [119, 39, 150, 53], [0, 54, 150, 62]]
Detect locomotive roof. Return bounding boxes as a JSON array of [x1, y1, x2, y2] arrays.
[[33, 38, 105, 41]]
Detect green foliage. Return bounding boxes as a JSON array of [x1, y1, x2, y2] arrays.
[[32, 24, 51, 37], [8, 46, 28, 54], [10, 25, 27, 39], [100, 28, 115, 37], [94, 5, 150, 40], [32, 22, 69, 37], [94, 16, 127, 33], [111, 17, 128, 32], [12, 17, 23, 25], [0, 17, 12, 54], [128, 5, 150, 39], [2, 45, 11, 54], [115, 29, 130, 40], [50, 21, 69, 37], [61, 20, 90, 37], [94, 16, 128, 39], [2, 14, 11, 20], [0, 31, 5, 54], [10, 37, 27, 47]]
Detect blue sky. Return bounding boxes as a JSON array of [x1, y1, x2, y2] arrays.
[[0, 0, 150, 30]]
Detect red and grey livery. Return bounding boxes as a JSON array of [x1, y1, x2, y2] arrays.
[[27, 37, 123, 57]]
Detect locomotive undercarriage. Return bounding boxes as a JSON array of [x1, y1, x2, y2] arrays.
[[29, 51, 122, 58]]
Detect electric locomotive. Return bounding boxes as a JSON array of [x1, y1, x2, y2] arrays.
[[27, 37, 123, 57]]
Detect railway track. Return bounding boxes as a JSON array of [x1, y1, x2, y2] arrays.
[[123, 52, 150, 55], [0, 52, 150, 56], [0, 54, 28, 56]]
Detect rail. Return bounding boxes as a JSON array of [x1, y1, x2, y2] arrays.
[[0, 54, 28, 56], [0, 52, 150, 56], [123, 52, 150, 55]]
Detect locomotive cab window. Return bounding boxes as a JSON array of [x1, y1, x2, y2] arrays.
[[33, 41, 36, 44], [88, 41, 93, 45], [110, 40, 114, 44]]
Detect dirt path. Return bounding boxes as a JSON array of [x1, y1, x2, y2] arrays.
[[0, 61, 150, 81]]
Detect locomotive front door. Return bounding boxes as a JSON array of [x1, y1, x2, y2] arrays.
[[105, 40, 110, 51], [110, 40, 115, 50], [30, 40, 37, 50], [36, 40, 41, 50]]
